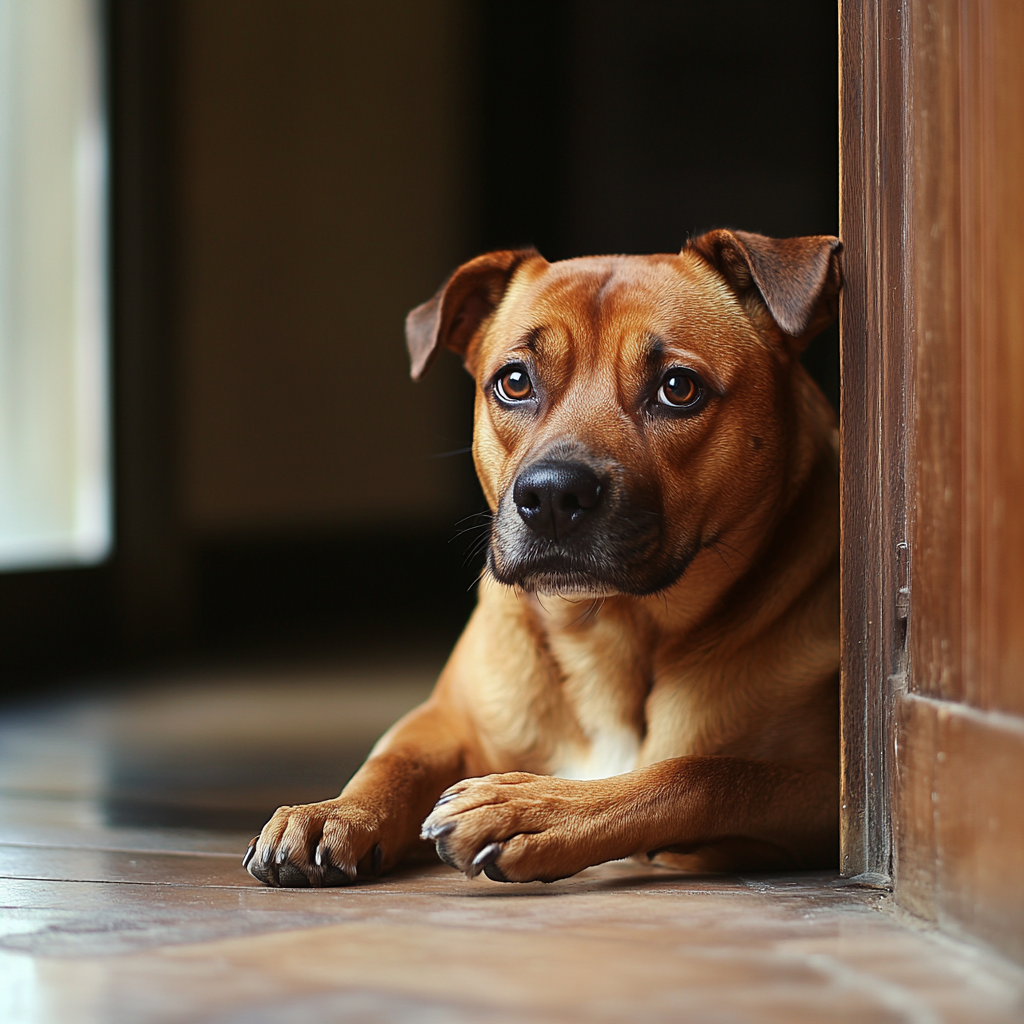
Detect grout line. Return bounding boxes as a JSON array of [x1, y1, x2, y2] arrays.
[[0, 841, 244, 859], [0, 873, 421, 894], [0, 874, 270, 890]]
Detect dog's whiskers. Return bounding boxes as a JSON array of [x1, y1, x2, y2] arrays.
[[463, 532, 493, 568], [712, 537, 751, 564], [708, 542, 740, 580], [455, 509, 492, 522], [452, 522, 490, 539], [467, 563, 493, 592], [452, 512, 491, 536], [575, 596, 606, 626], [431, 446, 474, 459]]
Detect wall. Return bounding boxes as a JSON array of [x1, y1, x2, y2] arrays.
[[563, 1, 838, 254], [176, 0, 471, 535]]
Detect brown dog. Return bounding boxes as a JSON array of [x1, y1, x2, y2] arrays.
[[244, 229, 842, 886]]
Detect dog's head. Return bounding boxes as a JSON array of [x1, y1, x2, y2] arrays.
[[406, 230, 842, 597]]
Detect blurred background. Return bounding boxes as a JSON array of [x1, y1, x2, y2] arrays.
[[0, 0, 838, 693]]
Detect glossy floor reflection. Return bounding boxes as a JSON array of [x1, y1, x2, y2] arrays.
[[1, 661, 1023, 1023]]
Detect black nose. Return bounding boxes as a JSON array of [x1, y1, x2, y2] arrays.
[[513, 461, 603, 540]]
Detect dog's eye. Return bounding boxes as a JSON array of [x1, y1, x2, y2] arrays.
[[657, 369, 704, 410], [495, 366, 534, 403]]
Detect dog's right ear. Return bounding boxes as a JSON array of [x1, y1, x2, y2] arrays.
[[686, 229, 843, 350], [406, 249, 540, 380]]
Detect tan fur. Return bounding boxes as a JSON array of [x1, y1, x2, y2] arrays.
[[245, 231, 843, 887]]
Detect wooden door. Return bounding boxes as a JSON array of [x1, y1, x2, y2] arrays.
[[840, 0, 1024, 964]]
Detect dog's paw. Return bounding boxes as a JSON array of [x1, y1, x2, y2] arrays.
[[243, 799, 384, 887], [420, 772, 624, 883]]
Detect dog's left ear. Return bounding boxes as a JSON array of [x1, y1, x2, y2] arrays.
[[687, 230, 843, 350], [406, 249, 541, 380]]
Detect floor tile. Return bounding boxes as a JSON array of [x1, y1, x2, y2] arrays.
[[1, 664, 1022, 1024]]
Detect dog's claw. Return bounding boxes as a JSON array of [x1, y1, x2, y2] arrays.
[[421, 820, 457, 842], [433, 791, 459, 807], [242, 838, 258, 869], [469, 842, 503, 878], [313, 843, 356, 885]]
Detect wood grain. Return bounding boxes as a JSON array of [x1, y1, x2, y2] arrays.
[[896, 693, 1024, 963], [838, 0, 911, 880], [959, 1, 1024, 717], [909, 0, 965, 705], [890, 0, 1024, 966]]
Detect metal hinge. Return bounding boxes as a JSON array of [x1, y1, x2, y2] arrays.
[[895, 541, 910, 621]]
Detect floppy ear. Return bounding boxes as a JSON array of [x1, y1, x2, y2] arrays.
[[405, 249, 541, 380], [687, 229, 843, 349]]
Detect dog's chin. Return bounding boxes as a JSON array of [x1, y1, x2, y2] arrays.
[[488, 555, 620, 597], [516, 572, 620, 599]]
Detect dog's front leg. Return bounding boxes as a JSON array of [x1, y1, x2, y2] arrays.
[[420, 757, 838, 882], [246, 699, 468, 887]]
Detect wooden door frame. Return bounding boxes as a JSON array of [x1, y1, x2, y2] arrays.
[[838, 0, 912, 880]]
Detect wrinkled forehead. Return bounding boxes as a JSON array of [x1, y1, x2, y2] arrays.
[[478, 253, 759, 371]]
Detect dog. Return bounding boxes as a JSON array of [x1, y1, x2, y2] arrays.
[[244, 229, 843, 886]]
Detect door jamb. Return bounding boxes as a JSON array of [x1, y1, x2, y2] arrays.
[[838, 0, 913, 881]]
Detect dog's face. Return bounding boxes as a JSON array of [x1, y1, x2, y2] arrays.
[[407, 231, 842, 597], [469, 253, 786, 596]]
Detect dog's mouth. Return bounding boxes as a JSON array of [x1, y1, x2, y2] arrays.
[[486, 534, 697, 597], [496, 553, 622, 597]]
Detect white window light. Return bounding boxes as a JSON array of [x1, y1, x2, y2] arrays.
[[0, 0, 111, 571]]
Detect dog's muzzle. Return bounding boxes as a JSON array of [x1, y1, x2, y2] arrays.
[[487, 454, 694, 596], [512, 460, 603, 542], [490, 457, 651, 595]]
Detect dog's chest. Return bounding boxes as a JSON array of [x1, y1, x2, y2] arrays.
[[550, 722, 642, 781], [534, 602, 648, 781]]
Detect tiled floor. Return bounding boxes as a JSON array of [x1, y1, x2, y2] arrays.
[[1, 661, 1023, 1023]]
